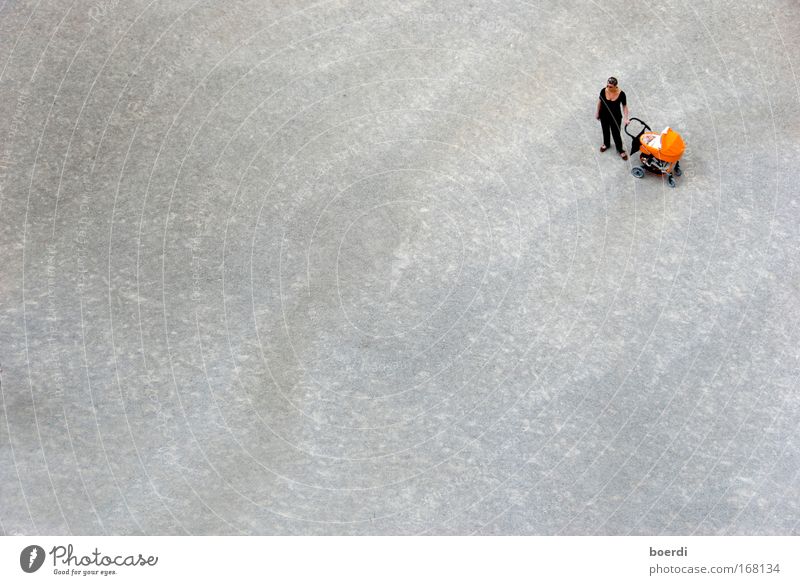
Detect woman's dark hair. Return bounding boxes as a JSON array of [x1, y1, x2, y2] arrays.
[[607, 76, 618, 86]]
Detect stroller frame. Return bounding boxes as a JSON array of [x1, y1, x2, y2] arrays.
[[624, 118, 683, 188]]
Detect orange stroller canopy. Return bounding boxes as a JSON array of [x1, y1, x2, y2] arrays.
[[625, 117, 685, 187], [641, 127, 685, 163]]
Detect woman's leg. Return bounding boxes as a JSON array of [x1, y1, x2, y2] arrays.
[[610, 116, 624, 152], [600, 117, 611, 148]]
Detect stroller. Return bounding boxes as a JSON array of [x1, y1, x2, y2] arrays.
[[624, 118, 685, 188]]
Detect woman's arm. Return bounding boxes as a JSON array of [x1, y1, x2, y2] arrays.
[[596, 99, 602, 120]]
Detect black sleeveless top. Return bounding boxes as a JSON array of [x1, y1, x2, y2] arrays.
[[599, 88, 626, 120]]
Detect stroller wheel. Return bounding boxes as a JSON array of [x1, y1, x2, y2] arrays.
[[631, 166, 645, 178], [667, 175, 677, 188], [674, 162, 682, 177]]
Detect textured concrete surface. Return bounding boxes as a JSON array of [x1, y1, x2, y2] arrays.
[[1, 0, 799, 535]]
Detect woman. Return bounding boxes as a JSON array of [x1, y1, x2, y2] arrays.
[[595, 76, 629, 160]]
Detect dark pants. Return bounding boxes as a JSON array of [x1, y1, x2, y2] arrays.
[[601, 115, 624, 152]]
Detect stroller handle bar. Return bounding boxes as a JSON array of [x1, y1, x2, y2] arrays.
[[624, 117, 651, 138]]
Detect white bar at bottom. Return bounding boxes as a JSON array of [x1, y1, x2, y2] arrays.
[[1, 536, 796, 584]]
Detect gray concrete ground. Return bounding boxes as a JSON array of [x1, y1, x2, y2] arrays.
[[1, 0, 799, 535]]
